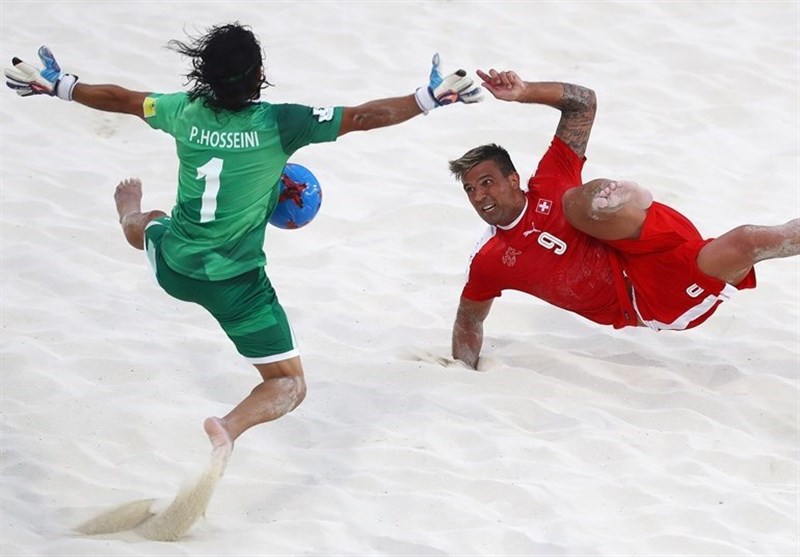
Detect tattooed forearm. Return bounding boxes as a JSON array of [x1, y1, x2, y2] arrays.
[[558, 83, 595, 111], [554, 84, 596, 158]]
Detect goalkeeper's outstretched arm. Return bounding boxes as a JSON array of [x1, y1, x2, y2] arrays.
[[338, 53, 483, 137], [5, 46, 149, 118], [72, 83, 149, 119]]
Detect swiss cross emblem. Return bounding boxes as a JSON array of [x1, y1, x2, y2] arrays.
[[536, 198, 552, 215]]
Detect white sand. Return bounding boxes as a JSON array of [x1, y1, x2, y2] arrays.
[[1, 1, 798, 555]]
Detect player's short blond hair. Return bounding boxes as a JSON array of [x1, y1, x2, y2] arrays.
[[448, 144, 517, 182]]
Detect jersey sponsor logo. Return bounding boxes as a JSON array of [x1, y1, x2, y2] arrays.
[[312, 106, 335, 122], [502, 247, 522, 267], [522, 221, 541, 237], [685, 283, 704, 298], [188, 127, 260, 149], [535, 198, 553, 215]]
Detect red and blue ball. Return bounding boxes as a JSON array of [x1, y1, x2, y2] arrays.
[[269, 163, 322, 229]]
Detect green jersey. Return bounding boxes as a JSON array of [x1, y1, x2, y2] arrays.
[[144, 92, 343, 280]]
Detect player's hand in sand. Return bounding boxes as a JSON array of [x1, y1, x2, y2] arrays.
[[476, 69, 526, 102], [5, 45, 78, 100], [415, 53, 483, 114]]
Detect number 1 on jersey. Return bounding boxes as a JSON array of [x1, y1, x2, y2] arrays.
[[197, 157, 223, 223]]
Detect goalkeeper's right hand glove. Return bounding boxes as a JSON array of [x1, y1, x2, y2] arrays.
[[5, 45, 79, 100]]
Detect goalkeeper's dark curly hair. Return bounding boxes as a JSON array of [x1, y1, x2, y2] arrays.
[[168, 22, 271, 112]]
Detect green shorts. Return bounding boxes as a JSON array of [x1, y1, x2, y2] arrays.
[[144, 218, 298, 363]]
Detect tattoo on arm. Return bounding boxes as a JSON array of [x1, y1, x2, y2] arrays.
[[554, 84, 596, 158]]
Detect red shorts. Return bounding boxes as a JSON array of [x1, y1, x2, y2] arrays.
[[604, 202, 756, 331]]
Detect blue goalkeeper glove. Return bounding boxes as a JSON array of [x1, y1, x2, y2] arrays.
[[5, 46, 78, 100], [414, 53, 482, 115]]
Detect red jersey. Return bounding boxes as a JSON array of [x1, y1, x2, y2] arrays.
[[461, 137, 638, 328]]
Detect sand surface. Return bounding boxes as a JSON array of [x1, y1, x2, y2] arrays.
[[1, 1, 798, 555]]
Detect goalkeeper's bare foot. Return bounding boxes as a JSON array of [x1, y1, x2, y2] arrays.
[[114, 178, 143, 221], [204, 416, 234, 457], [114, 178, 166, 250], [591, 180, 653, 212]]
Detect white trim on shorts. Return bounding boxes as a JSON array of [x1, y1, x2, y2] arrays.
[[633, 283, 738, 331], [246, 348, 301, 365], [245, 317, 300, 364], [144, 219, 164, 284]]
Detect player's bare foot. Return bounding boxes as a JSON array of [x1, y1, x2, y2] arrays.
[[204, 416, 233, 456], [591, 180, 653, 212], [114, 178, 143, 221], [113, 178, 166, 250]]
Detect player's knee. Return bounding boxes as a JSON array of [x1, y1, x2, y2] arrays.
[[280, 375, 307, 413], [562, 187, 591, 225], [293, 377, 308, 409], [725, 225, 760, 258]]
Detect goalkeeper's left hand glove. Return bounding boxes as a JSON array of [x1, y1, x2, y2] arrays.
[[414, 53, 482, 115]]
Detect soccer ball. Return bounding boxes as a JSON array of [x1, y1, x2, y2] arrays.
[[268, 163, 322, 229]]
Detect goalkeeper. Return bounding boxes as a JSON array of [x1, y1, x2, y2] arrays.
[[5, 23, 482, 455]]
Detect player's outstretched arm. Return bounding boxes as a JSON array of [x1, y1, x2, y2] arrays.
[[72, 83, 150, 118], [339, 53, 483, 136], [477, 69, 596, 158], [451, 296, 493, 370], [6, 46, 149, 118]]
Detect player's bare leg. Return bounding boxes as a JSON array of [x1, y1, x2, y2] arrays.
[[563, 179, 652, 241], [697, 218, 800, 284], [204, 356, 307, 452], [114, 178, 167, 250]]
